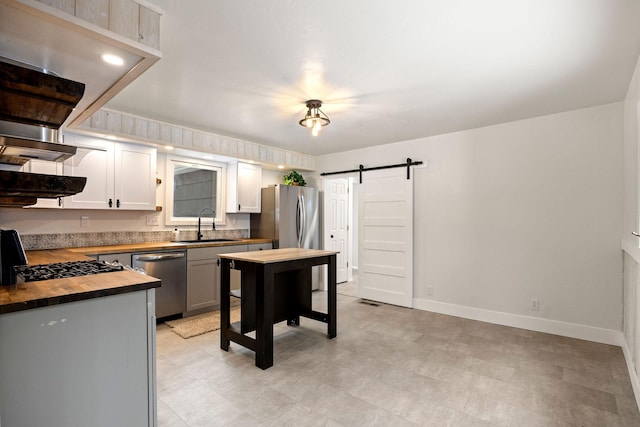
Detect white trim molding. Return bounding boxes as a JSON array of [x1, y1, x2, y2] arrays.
[[623, 239, 640, 264], [413, 298, 624, 346]]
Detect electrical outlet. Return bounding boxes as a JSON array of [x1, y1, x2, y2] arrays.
[[530, 298, 539, 311], [426, 285, 433, 296], [146, 215, 159, 226], [80, 216, 89, 227]]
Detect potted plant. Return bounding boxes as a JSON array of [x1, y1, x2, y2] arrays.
[[283, 170, 306, 186]]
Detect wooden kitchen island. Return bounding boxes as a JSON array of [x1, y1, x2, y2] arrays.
[[219, 248, 338, 369]]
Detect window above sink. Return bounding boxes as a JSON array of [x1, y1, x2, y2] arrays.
[[165, 155, 226, 226]]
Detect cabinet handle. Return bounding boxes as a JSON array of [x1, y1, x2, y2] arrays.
[[238, 204, 241, 211], [116, 199, 121, 208], [108, 198, 113, 208], [217, 259, 220, 266], [58, 197, 62, 207]]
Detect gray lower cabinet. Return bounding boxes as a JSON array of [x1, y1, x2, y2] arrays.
[[0, 290, 157, 427], [186, 244, 246, 313]]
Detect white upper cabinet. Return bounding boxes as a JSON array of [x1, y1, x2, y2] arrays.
[[114, 143, 157, 210], [23, 159, 63, 209], [63, 134, 156, 210], [63, 134, 114, 209], [227, 161, 262, 213]]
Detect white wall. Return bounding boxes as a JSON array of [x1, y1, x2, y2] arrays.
[[316, 103, 624, 332]]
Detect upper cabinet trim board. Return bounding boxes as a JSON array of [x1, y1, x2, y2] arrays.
[[78, 108, 317, 171]]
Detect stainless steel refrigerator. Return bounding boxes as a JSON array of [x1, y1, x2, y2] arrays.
[[250, 184, 321, 288]]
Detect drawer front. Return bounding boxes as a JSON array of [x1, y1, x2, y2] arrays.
[[247, 243, 273, 252], [187, 244, 246, 261]]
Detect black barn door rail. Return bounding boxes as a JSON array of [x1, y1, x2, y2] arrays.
[[321, 158, 423, 183]]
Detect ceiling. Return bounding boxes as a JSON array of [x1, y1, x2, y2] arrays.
[[106, 0, 640, 156]]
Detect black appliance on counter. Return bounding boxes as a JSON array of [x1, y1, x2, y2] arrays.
[[0, 229, 28, 285], [14, 260, 123, 283]]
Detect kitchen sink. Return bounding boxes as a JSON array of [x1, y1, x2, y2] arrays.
[[175, 239, 241, 244]]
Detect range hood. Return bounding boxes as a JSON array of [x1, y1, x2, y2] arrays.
[[0, 59, 87, 206], [0, 121, 77, 166], [0, 58, 84, 166]]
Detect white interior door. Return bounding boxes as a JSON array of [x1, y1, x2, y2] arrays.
[[323, 178, 349, 283], [358, 168, 413, 307]]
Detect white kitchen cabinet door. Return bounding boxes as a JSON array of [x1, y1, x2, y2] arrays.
[[63, 134, 156, 210], [23, 159, 63, 208], [227, 161, 261, 213], [63, 135, 115, 209], [114, 143, 157, 210]]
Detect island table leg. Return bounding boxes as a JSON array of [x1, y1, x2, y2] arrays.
[[328, 254, 337, 338], [255, 265, 274, 369], [220, 259, 231, 351]]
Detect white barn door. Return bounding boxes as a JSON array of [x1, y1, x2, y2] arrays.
[[358, 168, 413, 307], [323, 178, 349, 283]]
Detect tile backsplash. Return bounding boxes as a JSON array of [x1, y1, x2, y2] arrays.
[[20, 229, 249, 250]]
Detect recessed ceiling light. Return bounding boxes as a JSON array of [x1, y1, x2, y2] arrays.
[[165, 145, 174, 151], [105, 135, 117, 140], [277, 165, 284, 169], [101, 53, 124, 66]]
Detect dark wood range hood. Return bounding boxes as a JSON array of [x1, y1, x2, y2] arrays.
[[0, 59, 87, 207]]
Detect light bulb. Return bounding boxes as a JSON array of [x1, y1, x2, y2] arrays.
[[311, 126, 320, 137], [312, 119, 322, 132], [304, 116, 313, 128]]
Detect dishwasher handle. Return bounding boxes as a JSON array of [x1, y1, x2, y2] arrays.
[[134, 253, 185, 262]]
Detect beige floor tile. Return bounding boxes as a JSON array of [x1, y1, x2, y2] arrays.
[[155, 277, 639, 427]]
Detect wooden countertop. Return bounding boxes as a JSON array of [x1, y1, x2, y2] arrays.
[[219, 248, 338, 264], [0, 251, 160, 315], [0, 238, 272, 315]]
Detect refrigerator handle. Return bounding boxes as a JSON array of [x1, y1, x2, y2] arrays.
[[300, 193, 306, 247], [296, 194, 302, 248]]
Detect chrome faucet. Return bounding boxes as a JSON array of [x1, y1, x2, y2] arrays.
[[197, 207, 216, 240]]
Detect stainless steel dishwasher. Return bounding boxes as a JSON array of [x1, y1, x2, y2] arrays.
[[133, 250, 186, 318]]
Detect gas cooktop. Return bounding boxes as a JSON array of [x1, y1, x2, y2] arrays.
[[15, 260, 123, 283]]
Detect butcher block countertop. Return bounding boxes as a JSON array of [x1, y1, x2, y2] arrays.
[[67, 238, 272, 256], [219, 248, 338, 264], [0, 238, 271, 315]]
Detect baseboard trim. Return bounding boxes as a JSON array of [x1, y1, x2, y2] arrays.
[[622, 239, 640, 264], [413, 298, 623, 346]]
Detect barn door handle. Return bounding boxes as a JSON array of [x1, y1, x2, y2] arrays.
[[633, 232, 640, 237]]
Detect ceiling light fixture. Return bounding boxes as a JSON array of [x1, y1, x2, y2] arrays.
[[100, 53, 124, 66], [299, 99, 329, 137]]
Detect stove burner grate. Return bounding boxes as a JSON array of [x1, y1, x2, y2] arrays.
[[15, 260, 124, 283]]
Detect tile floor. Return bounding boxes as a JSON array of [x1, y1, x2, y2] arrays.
[[156, 279, 640, 426]]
